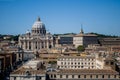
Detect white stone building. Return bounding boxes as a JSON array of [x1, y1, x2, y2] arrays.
[[57, 56, 96, 69], [57, 55, 116, 70], [19, 17, 53, 51], [53, 55, 120, 80], [48, 69, 120, 80], [73, 28, 98, 47]]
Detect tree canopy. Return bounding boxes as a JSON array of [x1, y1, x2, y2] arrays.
[[77, 45, 85, 52]]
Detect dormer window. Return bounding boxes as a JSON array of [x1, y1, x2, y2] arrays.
[[26, 70, 31, 76]]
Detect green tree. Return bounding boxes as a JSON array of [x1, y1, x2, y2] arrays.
[[77, 45, 85, 52]]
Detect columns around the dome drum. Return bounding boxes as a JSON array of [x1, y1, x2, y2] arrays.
[[31, 28, 46, 35]]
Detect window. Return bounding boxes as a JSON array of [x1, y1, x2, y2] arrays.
[[92, 66, 94, 68], [111, 62, 114, 65], [72, 75, 74, 78], [60, 75, 62, 78], [19, 53, 21, 57], [66, 75, 68, 78], [96, 75, 98, 78], [39, 77, 41, 79], [81, 66, 84, 68], [51, 75, 53, 78], [84, 75, 86, 78], [14, 77, 16, 80], [102, 75, 104, 78], [54, 74, 56, 78], [78, 75, 80, 78], [108, 75, 110, 78], [90, 75, 92, 78], [29, 46, 31, 50]]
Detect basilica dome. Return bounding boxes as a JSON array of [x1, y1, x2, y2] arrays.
[[32, 17, 45, 29], [31, 17, 46, 35]]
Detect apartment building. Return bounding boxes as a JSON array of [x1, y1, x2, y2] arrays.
[[57, 56, 96, 69], [48, 69, 120, 80]]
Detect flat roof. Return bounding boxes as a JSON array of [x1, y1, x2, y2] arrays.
[[75, 33, 97, 37], [58, 56, 95, 59], [11, 67, 45, 74], [48, 69, 119, 75]]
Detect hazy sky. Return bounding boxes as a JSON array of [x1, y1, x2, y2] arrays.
[[0, 0, 120, 36]]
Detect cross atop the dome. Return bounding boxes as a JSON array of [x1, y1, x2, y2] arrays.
[[37, 16, 41, 21]]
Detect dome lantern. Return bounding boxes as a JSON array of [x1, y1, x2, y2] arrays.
[[37, 17, 41, 21]]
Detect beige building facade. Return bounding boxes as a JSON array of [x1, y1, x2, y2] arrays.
[[57, 56, 96, 69], [48, 69, 120, 80], [73, 28, 98, 47], [10, 59, 46, 80]]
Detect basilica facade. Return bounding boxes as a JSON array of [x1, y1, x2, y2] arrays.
[[19, 17, 53, 51]]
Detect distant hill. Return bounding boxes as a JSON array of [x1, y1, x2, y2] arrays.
[[0, 34, 19, 41], [89, 32, 119, 38], [53, 33, 76, 36], [0, 32, 119, 42], [54, 32, 119, 38]]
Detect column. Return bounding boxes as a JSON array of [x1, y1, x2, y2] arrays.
[[31, 42, 33, 50], [44, 41, 46, 48], [26, 41, 27, 50], [47, 40, 49, 49], [51, 40, 53, 48], [37, 42, 39, 50], [27, 41, 29, 50], [33, 41, 35, 50], [23, 41, 26, 50], [39, 42, 41, 49]]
